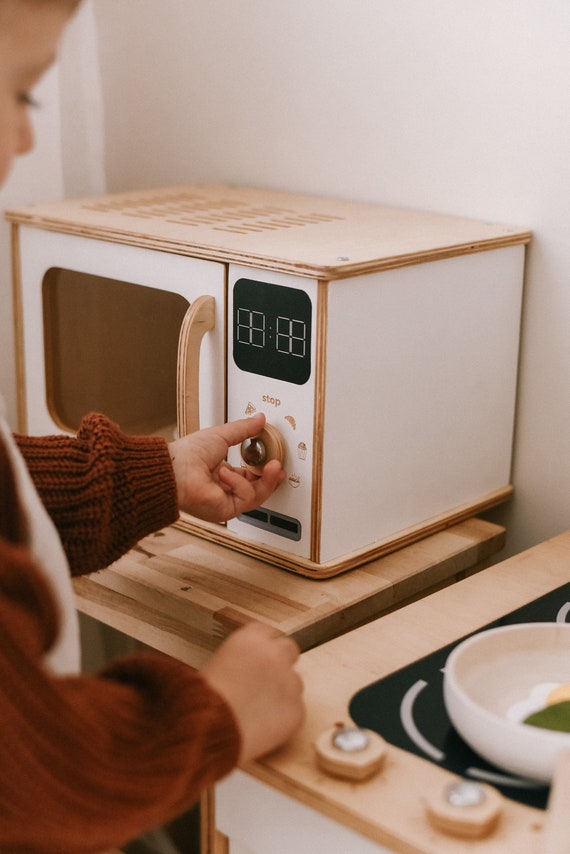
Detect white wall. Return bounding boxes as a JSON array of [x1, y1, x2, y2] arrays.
[[90, 0, 570, 559], [2, 0, 569, 561]]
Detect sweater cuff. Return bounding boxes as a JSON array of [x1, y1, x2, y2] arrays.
[[15, 413, 180, 575], [73, 414, 180, 572], [103, 426, 180, 537]]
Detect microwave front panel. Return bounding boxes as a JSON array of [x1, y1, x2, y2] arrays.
[[16, 227, 226, 438], [226, 265, 318, 560]]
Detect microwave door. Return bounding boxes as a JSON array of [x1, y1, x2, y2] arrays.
[[15, 227, 226, 438]]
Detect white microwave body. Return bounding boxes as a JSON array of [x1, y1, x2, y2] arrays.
[[9, 185, 530, 577], [225, 249, 524, 567]]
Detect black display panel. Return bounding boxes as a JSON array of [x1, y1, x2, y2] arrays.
[[233, 278, 312, 384]]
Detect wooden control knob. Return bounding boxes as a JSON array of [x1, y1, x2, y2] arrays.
[[240, 424, 285, 476], [424, 779, 503, 838], [314, 725, 387, 781]]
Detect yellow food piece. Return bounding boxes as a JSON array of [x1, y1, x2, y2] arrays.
[[547, 683, 570, 706]]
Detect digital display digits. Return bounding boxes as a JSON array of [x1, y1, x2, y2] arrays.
[[233, 279, 312, 384]]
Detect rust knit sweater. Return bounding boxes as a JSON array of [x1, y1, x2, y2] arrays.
[[0, 413, 240, 853]]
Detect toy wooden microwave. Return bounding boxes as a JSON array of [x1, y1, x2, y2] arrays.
[[7, 185, 530, 577]]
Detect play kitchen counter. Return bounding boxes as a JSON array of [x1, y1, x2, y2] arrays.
[[215, 531, 570, 854]]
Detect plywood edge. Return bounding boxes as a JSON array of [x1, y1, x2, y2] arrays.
[[10, 224, 27, 432], [238, 739, 541, 853], [176, 486, 510, 579], [5, 220, 531, 280], [6, 203, 531, 281], [310, 281, 328, 562]]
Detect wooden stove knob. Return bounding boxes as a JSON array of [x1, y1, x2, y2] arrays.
[[314, 725, 387, 781], [424, 779, 504, 838]]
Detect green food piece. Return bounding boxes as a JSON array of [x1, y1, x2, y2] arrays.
[[524, 700, 570, 732]]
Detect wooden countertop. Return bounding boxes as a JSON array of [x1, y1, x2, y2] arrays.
[[73, 517, 504, 668], [245, 531, 570, 853]]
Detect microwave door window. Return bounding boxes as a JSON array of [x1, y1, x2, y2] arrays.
[[42, 269, 189, 440]]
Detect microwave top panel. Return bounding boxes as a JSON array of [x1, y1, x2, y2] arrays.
[[6, 184, 531, 280]]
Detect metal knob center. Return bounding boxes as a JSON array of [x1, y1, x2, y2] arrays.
[[241, 436, 267, 467], [445, 780, 486, 808], [332, 727, 371, 753]]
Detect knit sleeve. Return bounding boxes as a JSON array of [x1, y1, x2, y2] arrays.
[[14, 413, 179, 576], [0, 538, 241, 853]]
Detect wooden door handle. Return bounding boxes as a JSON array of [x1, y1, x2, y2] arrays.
[[177, 295, 216, 437]]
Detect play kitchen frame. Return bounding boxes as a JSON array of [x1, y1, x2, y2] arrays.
[[214, 532, 570, 854], [71, 517, 506, 854], [8, 185, 530, 577]]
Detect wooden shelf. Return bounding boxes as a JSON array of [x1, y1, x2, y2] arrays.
[[74, 517, 504, 668]]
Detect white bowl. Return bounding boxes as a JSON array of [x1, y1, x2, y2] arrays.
[[443, 622, 570, 783]]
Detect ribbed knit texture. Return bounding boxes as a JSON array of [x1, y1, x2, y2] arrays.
[[0, 416, 242, 852], [14, 413, 179, 576]]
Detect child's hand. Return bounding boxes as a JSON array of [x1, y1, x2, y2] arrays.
[[168, 413, 285, 522], [201, 621, 305, 763]]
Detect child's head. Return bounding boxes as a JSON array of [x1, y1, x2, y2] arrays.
[[0, 0, 80, 185]]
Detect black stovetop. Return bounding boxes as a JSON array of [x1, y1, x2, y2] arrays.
[[349, 582, 570, 811]]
